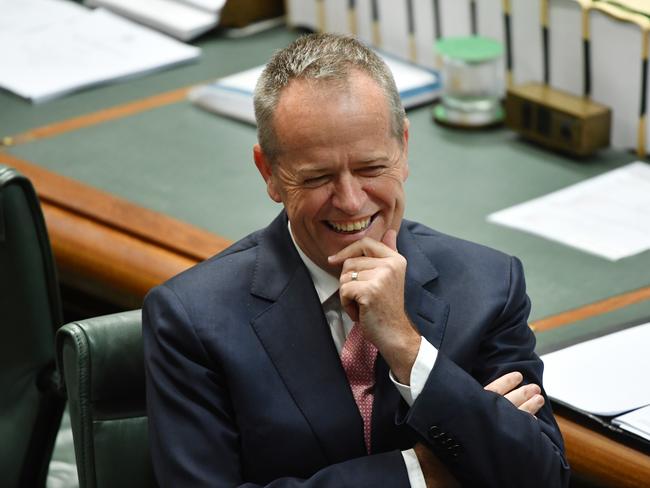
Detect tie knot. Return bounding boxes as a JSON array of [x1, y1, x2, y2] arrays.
[[341, 324, 378, 393], [340, 323, 378, 380]]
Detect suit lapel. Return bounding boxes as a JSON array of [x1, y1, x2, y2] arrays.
[[399, 225, 449, 350], [250, 213, 367, 463]]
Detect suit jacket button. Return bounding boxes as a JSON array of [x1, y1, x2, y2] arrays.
[[428, 426, 444, 440]]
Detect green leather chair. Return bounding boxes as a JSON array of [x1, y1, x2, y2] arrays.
[[0, 165, 65, 488], [55, 310, 156, 488]]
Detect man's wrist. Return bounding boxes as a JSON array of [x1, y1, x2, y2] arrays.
[[391, 336, 438, 406], [381, 324, 422, 385]]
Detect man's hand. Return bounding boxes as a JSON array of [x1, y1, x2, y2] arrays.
[[328, 230, 421, 384], [484, 371, 545, 416]]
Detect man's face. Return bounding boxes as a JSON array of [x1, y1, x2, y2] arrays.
[[254, 70, 409, 275]]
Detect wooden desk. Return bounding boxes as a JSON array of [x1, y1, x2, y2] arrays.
[[1, 26, 649, 487]]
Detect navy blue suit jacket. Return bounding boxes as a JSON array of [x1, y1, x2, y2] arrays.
[[143, 212, 570, 487]]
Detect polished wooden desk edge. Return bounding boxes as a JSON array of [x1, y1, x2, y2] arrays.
[[557, 415, 650, 487], [44, 204, 196, 308], [2, 154, 231, 262]]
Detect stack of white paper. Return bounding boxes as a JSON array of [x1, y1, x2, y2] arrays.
[[85, 0, 225, 41], [188, 50, 441, 124], [0, 0, 201, 103], [612, 405, 650, 442], [488, 162, 650, 261], [541, 322, 650, 416], [541, 323, 650, 442]]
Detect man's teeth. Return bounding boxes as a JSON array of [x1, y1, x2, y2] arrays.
[[329, 217, 371, 232]]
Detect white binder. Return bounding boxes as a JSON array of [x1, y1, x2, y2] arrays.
[[590, 5, 647, 152], [548, 0, 583, 95], [510, 0, 544, 85]]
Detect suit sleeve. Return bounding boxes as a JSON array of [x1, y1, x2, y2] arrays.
[[398, 257, 570, 488], [143, 284, 411, 488]]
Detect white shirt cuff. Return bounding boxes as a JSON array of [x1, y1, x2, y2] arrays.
[[401, 448, 427, 488], [390, 337, 438, 406]]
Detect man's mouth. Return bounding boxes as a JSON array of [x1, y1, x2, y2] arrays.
[[326, 215, 374, 234]]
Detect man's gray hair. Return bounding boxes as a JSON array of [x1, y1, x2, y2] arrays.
[[254, 33, 405, 160]]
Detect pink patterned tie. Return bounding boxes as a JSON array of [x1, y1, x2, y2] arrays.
[[340, 322, 378, 454]]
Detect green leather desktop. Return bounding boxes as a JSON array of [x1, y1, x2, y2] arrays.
[[1, 26, 649, 487]]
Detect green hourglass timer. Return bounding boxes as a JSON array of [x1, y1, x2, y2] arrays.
[[433, 36, 504, 128]]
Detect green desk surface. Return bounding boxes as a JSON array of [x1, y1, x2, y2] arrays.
[[2, 27, 649, 351]]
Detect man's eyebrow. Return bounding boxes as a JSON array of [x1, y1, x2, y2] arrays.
[[294, 164, 331, 175], [291, 154, 392, 173], [352, 155, 391, 165]]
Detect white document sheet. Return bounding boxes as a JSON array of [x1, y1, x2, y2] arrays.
[[488, 161, 650, 261], [541, 322, 650, 416], [85, 0, 219, 40], [613, 404, 650, 442], [0, 0, 200, 103]]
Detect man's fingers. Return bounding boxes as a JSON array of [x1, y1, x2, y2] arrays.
[[328, 236, 396, 264], [341, 256, 385, 275], [504, 383, 541, 408], [339, 283, 361, 322], [485, 373, 545, 414], [518, 394, 545, 416], [484, 371, 523, 395]]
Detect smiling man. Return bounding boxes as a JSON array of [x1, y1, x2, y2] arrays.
[[143, 34, 569, 487]]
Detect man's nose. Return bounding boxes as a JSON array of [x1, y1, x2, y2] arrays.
[[332, 174, 365, 214]]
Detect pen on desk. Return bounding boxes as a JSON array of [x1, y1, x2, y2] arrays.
[[502, 0, 513, 87], [371, 0, 381, 46], [406, 0, 417, 62], [348, 0, 357, 36]]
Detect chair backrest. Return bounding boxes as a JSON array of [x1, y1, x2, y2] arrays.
[[56, 310, 156, 488], [0, 165, 65, 488]]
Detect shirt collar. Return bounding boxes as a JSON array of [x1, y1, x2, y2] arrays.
[[288, 221, 339, 304]]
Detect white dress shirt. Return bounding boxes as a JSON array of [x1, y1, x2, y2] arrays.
[[288, 223, 438, 487]]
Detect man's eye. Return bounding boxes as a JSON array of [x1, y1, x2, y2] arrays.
[[303, 175, 329, 187], [357, 166, 384, 176]]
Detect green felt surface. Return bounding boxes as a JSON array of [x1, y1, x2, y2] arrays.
[[3, 27, 649, 332]]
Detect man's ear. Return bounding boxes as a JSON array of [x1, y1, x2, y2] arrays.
[[401, 118, 410, 181], [253, 144, 282, 203]]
